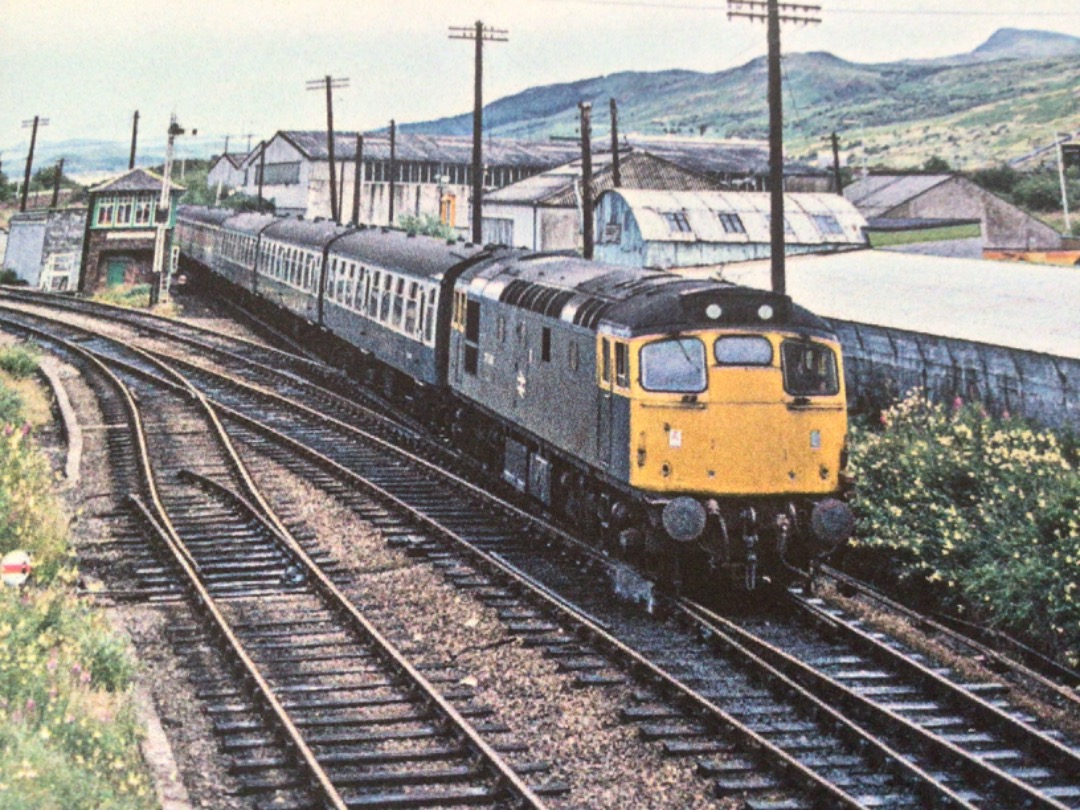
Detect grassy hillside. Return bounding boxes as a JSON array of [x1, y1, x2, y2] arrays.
[[408, 28, 1080, 171]]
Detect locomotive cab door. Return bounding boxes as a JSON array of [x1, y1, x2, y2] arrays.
[[597, 337, 613, 470]]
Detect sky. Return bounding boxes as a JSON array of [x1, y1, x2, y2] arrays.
[[3, 0, 1080, 168]]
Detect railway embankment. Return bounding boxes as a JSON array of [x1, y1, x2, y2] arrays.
[[844, 389, 1080, 668], [0, 342, 156, 809]]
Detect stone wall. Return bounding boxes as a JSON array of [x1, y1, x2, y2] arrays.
[[832, 319, 1080, 431]]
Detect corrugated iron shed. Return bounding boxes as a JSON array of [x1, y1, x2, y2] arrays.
[[272, 131, 581, 169], [718, 249, 1080, 360], [607, 189, 866, 246], [624, 136, 827, 180], [485, 151, 715, 207], [842, 174, 951, 217]]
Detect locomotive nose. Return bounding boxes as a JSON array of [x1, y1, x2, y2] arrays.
[[809, 498, 855, 555]]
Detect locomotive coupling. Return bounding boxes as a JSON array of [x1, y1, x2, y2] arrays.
[[809, 498, 855, 555]]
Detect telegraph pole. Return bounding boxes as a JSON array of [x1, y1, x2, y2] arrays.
[[1056, 134, 1072, 233], [579, 102, 595, 260], [610, 98, 622, 188], [389, 120, 397, 224], [352, 134, 364, 226], [450, 20, 508, 244], [306, 75, 350, 222], [728, 0, 820, 295], [830, 131, 843, 195], [257, 140, 267, 210], [50, 158, 64, 208], [20, 116, 49, 212], [129, 110, 140, 169]]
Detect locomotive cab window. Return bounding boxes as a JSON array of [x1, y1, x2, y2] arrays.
[[715, 335, 773, 366], [615, 342, 630, 388], [781, 340, 839, 396], [640, 338, 707, 394]]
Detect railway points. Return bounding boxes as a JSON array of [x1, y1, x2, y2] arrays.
[[1, 292, 1078, 808]]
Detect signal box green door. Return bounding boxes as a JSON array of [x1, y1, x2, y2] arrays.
[[106, 259, 126, 287]]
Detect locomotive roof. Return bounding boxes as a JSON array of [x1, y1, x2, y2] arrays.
[[464, 250, 833, 337], [329, 228, 483, 279]]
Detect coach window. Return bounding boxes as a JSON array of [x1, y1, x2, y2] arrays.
[[425, 289, 437, 343], [378, 274, 392, 322], [392, 278, 406, 327], [615, 342, 630, 388], [404, 282, 419, 333], [368, 271, 381, 317]]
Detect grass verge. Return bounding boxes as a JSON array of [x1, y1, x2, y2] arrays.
[[0, 344, 155, 808]]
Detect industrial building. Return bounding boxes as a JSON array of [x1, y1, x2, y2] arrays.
[[594, 189, 867, 268], [233, 131, 582, 227], [844, 172, 1064, 253]]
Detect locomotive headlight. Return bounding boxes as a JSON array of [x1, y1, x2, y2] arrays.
[[706, 303, 723, 320], [757, 304, 774, 321], [662, 497, 707, 543], [809, 498, 855, 555]]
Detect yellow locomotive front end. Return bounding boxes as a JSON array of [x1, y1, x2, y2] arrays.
[[600, 314, 854, 590]]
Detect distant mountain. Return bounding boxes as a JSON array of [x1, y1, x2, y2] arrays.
[[2, 138, 218, 182], [405, 28, 1080, 169]]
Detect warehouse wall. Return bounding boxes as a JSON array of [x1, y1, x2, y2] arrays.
[[831, 319, 1080, 431]]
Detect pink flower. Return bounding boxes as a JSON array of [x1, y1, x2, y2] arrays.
[[952, 396, 963, 411]]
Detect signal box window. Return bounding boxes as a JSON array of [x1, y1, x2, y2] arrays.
[[715, 336, 772, 366], [781, 340, 839, 396], [640, 338, 707, 394]]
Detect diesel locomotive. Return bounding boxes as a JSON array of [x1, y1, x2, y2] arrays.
[[176, 205, 855, 593]]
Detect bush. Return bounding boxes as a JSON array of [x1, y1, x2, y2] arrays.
[[846, 391, 1080, 666], [0, 345, 40, 380], [92, 284, 152, 309], [398, 214, 457, 241]]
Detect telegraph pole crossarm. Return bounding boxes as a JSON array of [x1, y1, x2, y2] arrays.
[[728, 0, 820, 296], [450, 21, 509, 244]]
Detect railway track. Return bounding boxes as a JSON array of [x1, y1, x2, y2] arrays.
[[1, 313, 553, 809], [4, 299, 1080, 808]]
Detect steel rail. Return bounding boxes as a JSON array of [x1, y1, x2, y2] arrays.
[[0, 305, 551, 810], [684, 597, 1076, 810], [789, 591, 1080, 799], [212, 396, 948, 809], [820, 565, 1080, 707], [5, 325, 353, 810]]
